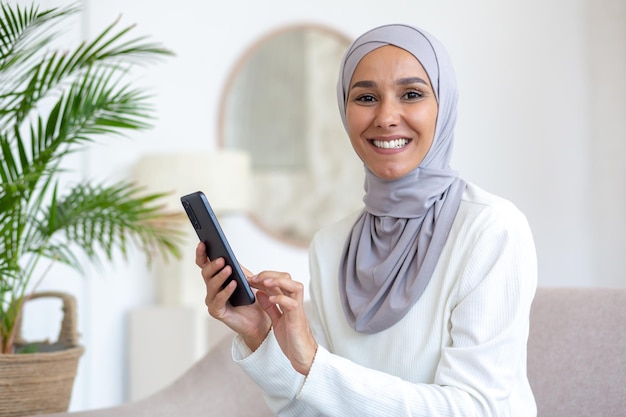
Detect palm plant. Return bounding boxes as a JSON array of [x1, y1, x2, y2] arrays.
[[0, 2, 181, 353]]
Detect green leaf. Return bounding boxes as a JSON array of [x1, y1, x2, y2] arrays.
[[0, 2, 180, 353]]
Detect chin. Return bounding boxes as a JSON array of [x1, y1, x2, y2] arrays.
[[371, 166, 414, 180]]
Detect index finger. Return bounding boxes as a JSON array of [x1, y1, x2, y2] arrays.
[[195, 242, 209, 267], [241, 264, 254, 278], [253, 271, 304, 298]]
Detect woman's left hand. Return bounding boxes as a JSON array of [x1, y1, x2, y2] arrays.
[[251, 271, 318, 376]]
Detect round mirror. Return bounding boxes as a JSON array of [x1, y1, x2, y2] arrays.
[[219, 25, 365, 246]]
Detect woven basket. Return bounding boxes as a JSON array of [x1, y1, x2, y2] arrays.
[[0, 291, 84, 417]]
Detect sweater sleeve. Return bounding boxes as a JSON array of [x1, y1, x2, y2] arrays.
[[232, 302, 329, 416], [232, 330, 308, 414], [235, 203, 537, 416]]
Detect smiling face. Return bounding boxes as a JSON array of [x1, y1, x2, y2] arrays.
[[345, 45, 438, 180]]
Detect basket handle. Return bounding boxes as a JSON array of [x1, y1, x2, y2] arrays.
[[13, 291, 81, 347]]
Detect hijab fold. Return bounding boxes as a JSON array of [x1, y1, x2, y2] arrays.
[[337, 24, 466, 334]]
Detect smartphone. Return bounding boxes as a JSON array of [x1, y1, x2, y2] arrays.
[[180, 191, 255, 306]]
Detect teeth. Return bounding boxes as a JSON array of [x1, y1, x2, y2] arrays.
[[372, 138, 409, 149]]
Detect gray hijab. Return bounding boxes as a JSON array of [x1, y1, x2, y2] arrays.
[[337, 24, 466, 333]]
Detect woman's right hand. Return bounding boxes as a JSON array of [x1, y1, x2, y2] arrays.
[[195, 242, 271, 351]]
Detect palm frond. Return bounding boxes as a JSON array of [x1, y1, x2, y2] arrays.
[[32, 64, 154, 162], [0, 2, 76, 70], [0, 3, 79, 116], [0, 2, 172, 125], [34, 182, 183, 266], [0, 2, 180, 354], [2, 54, 164, 228]]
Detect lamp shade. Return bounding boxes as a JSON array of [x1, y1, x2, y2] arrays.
[[132, 150, 251, 307], [133, 150, 251, 214]]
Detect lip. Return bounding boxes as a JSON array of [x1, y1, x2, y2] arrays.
[[368, 136, 412, 152], [371, 135, 411, 141]]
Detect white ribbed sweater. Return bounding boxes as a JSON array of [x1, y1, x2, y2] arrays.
[[234, 183, 537, 416]]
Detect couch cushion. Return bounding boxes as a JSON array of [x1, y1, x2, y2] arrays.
[[528, 287, 626, 417]]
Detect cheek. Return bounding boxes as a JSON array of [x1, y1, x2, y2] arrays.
[[427, 108, 438, 134], [347, 131, 366, 161], [410, 106, 438, 137], [345, 108, 364, 142], [426, 104, 439, 133], [345, 104, 370, 133], [345, 117, 367, 161], [345, 114, 356, 138]]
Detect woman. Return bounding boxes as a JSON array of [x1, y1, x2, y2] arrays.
[[197, 23, 537, 416]]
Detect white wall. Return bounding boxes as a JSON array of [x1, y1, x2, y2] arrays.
[[19, 0, 625, 411], [587, 0, 626, 284]]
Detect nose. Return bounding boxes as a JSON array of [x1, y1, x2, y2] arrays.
[[374, 98, 400, 128]]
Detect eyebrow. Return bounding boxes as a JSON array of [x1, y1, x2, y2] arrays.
[[350, 77, 429, 90], [398, 77, 429, 86]]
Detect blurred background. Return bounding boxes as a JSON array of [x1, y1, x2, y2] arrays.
[[14, 0, 625, 412]]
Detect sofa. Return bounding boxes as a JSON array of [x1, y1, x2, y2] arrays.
[[36, 287, 626, 417]]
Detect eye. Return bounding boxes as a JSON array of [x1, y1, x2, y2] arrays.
[[402, 90, 424, 100], [354, 94, 377, 103]]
